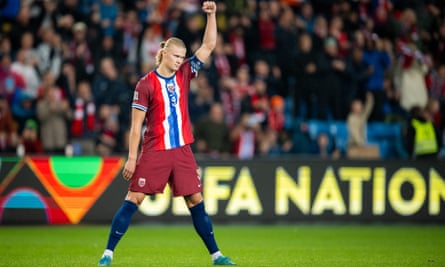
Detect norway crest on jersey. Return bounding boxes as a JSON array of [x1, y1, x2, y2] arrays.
[[167, 82, 175, 93]]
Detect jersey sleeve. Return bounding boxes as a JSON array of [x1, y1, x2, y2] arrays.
[[132, 77, 150, 112]]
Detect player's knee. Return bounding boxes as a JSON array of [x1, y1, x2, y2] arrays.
[[125, 191, 145, 205], [184, 193, 203, 208]]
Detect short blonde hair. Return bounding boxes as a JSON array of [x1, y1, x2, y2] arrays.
[[155, 37, 186, 66]]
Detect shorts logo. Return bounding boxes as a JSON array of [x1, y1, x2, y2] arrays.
[[138, 177, 146, 187]]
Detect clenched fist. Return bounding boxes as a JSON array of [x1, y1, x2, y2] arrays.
[[202, 1, 217, 14]]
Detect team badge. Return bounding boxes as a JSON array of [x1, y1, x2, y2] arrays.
[[167, 82, 175, 92], [138, 177, 146, 187], [133, 91, 139, 101]]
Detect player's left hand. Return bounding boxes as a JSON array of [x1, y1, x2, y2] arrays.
[[202, 1, 216, 14]]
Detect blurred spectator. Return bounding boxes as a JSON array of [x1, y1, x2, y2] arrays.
[[68, 21, 94, 81], [0, 35, 13, 58], [19, 32, 39, 70], [5, 2, 35, 52], [311, 15, 329, 54], [70, 80, 97, 155], [194, 102, 230, 158], [394, 42, 429, 113], [57, 0, 86, 27], [0, 53, 26, 104], [11, 49, 41, 98], [92, 57, 126, 108], [328, 16, 350, 58], [11, 89, 36, 132], [289, 120, 312, 155], [241, 77, 269, 126], [226, 18, 247, 67], [93, 35, 123, 72], [36, 27, 63, 78], [232, 64, 254, 99], [99, 0, 118, 37], [36, 83, 72, 154], [57, 62, 77, 104], [230, 113, 261, 159], [256, 1, 276, 65], [268, 95, 285, 133], [425, 97, 442, 131], [96, 105, 119, 156], [313, 132, 341, 159], [139, 26, 162, 73], [275, 6, 298, 96], [20, 119, 43, 154], [239, 10, 259, 67], [317, 37, 348, 120], [29, 0, 59, 31], [209, 33, 236, 80], [263, 95, 292, 155], [219, 76, 239, 129], [0, 95, 18, 152], [345, 47, 372, 107], [123, 9, 143, 68], [175, 12, 203, 57], [37, 71, 65, 102], [430, 20, 445, 68], [429, 64, 445, 101], [405, 106, 442, 160], [188, 74, 214, 124], [292, 33, 319, 119], [429, 64, 445, 131], [252, 59, 281, 96], [346, 92, 380, 159], [363, 34, 391, 121], [295, 2, 315, 33]]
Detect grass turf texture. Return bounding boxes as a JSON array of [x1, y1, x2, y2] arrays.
[[0, 224, 444, 267]]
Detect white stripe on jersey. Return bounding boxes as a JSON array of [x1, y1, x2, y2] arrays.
[[174, 76, 185, 147], [158, 78, 172, 149]]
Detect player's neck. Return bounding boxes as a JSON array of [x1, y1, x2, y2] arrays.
[[156, 65, 175, 78]]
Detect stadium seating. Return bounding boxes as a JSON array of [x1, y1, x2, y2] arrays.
[[306, 120, 405, 159]]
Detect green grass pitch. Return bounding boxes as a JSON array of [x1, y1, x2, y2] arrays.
[[0, 224, 444, 267]]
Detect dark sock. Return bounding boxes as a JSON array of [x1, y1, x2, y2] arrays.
[[106, 200, 138, 251], [189, 201, 219, 254]]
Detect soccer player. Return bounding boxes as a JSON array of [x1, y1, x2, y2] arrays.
[[98, 1, 236, 266]]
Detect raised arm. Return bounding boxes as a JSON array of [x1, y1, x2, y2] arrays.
[[195, 1, 217, 63]]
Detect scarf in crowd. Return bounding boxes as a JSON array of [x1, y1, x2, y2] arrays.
[[71, 98, 95, 137]]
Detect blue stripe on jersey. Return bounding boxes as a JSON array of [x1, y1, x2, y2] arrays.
[[132, 103, 147, 112], [190, 55, 204, 75], [165, 77, 180, 148]]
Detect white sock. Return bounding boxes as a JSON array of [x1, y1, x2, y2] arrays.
[[103, 249, 113, 258], [211, 251, 223, 261]]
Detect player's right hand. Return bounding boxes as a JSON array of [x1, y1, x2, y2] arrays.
[[122, 159, 136, 181], [202, 1, 216, 14]]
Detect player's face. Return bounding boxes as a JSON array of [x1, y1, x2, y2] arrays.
[[163, 45, 186, 71]]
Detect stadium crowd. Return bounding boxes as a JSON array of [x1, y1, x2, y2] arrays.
[[0, 0, 444, 159]]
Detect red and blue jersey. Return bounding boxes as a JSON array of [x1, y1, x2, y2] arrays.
[[132, 56, 204, 151]]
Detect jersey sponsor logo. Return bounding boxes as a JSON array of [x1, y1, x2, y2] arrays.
[[138, 177, 146, 187]]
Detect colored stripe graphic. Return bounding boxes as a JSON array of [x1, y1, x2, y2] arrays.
[[27, 156, 123, 224]]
